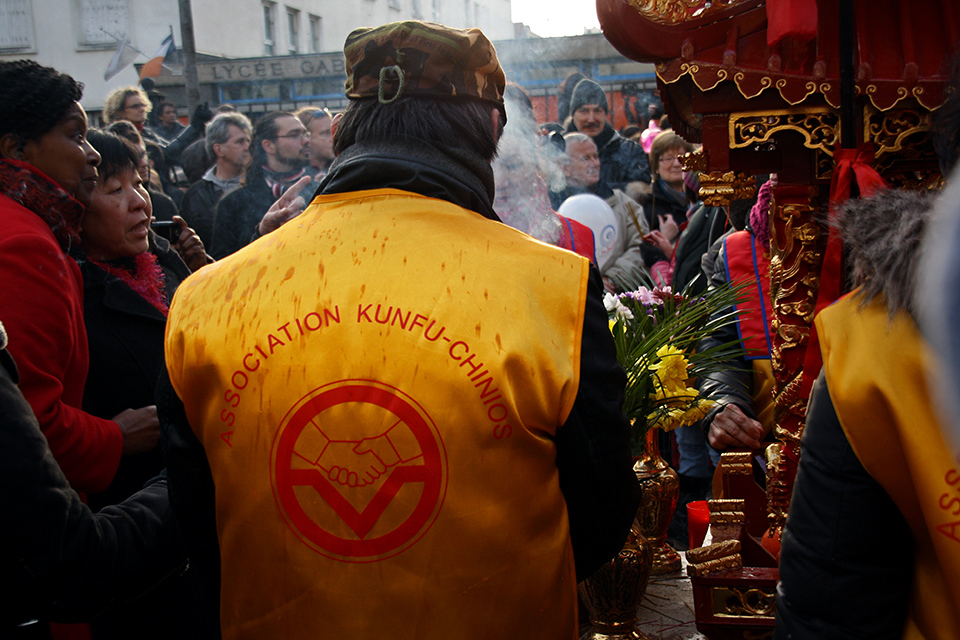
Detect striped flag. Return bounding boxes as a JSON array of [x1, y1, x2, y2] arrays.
[[139, 34, 175, 80]]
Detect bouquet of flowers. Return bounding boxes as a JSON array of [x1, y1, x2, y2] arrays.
[[605, 279, 748, 455]]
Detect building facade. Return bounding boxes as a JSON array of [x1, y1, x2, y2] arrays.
[[0, 0, 514, 113]]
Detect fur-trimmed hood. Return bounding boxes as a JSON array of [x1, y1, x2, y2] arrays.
[[836, 188, 936, 318]]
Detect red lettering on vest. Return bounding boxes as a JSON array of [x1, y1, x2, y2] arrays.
[[304, 312, 324, 331], [375, 304, 392, 324], [424, 320, 446, 341], [946, 469, 960, 486], [221, 430, 234, 446], [939, 493, 960, 516], [243, 353, 260, 372], [224, 389, 241, 408], [268, 333, 286, 354], [357, 304, 373, 323], [936, 520, 960, 543]]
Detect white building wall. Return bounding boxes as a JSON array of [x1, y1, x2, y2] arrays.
[[0, 0, 513, 112]]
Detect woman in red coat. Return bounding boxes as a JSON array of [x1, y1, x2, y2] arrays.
[[0, 60, 158, 497]]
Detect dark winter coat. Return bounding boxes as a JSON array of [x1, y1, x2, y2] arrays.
[[210, 179, 274, 259], [0, 343, 184, 635], [180, 178, 225, 248]]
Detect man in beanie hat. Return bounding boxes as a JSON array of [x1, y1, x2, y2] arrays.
[[566, 77, 651, 201], [159, 20, 638, 640]]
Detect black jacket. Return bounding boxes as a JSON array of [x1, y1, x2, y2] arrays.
[[695, 238, 761, 431], [76, 257, 169, 512], [0, 346, 184, 634], [672, 203, 727, 294], [209, 179, 274, 259], [180, 178, 225, 249], [775, 374, 913, 639], [74, 250, 207, 640]]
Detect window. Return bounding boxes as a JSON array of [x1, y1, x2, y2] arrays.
[[262, 1, 276, 56], [308, 14, 321, 53], [79, 0, 129, 47], [286, 8, 299, 55], [0, 0, 35, 51], [411, 0, 422, 19]]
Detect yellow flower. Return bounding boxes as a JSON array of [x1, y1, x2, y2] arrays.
[[649, 345, 690, 392]]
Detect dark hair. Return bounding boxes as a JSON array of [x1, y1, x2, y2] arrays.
[[104, 120, 143, 146], [333, 97, 502, 162], [244, 111, 292, 187], [86, 129, 141, 183], [620, 125, 642, 139], [0, 60, 84, 149], [158, 101, 177, 115], [144, 140, 163, 162]]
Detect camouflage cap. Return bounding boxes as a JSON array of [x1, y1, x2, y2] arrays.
[[343, 21, 505, 112]]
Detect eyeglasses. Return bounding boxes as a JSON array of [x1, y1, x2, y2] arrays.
[[274, 130, 309, 140], [659, 155, 681, 165], [125, 103, 148, 110]]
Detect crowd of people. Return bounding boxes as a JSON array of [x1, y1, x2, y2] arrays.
[[1, 15, 958, 640]]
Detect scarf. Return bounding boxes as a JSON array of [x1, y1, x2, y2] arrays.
[[88, 252, 168, 315], [319, 137, 499, 221], [656, 177, 689, 210], [0, 159, 85, 251], [263, 165, 310, 199]]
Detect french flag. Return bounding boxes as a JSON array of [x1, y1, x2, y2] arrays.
[[139, 34, 175, 80]]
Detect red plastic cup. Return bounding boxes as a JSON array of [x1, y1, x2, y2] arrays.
[[687, 500, 710, 549]]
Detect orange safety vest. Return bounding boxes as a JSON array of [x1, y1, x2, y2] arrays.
[[165, 188, 588, 640], [818, 294, 960, 638]]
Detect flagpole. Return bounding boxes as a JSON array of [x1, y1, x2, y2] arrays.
[[178, 0, 201, 115]]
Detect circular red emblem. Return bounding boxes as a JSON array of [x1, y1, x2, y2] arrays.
[[271, 380, 447, 562]]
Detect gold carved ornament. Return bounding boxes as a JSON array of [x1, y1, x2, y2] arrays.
[[708, 585, 776, 618], [764, 443, 789, 534], [656, 59, 838, 109], [698, 172, 757, 207], [625, 0, 753, 25], [686, 540, 743, 578], [864, 106, 929, 159], [729, 108, 840, 156], [768, 193, 822, 457]]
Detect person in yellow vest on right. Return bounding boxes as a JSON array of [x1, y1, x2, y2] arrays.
[[158, 21, 639, 640], [776, 189, 960, 638]]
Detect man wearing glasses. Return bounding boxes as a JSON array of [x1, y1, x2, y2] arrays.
[[210, 111, 316, 259]]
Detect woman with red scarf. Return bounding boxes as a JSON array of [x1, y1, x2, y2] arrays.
[[0, 61, 159, 497], [72, 129, 209, 640]]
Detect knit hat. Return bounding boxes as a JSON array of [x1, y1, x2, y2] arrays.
[[344, 21, 505, 113], [569, 78, 609, 114]]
